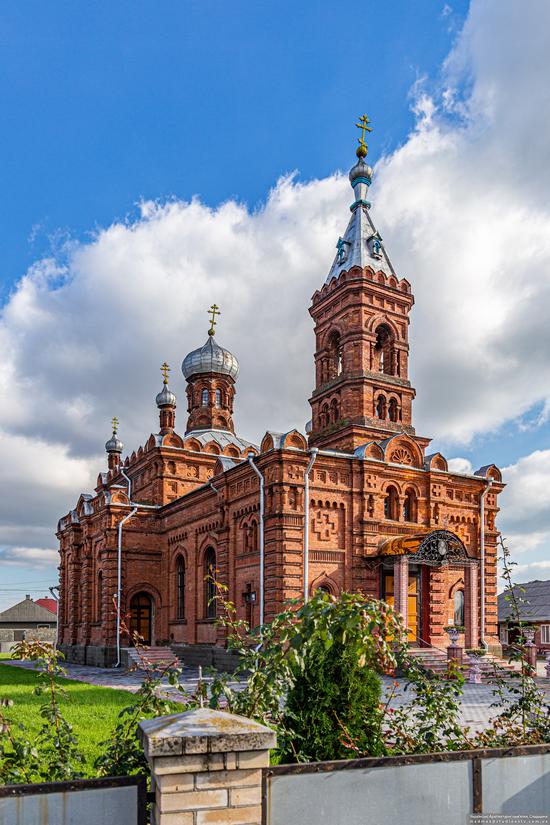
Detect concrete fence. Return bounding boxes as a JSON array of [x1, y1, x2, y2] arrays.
[[139, 709, 550, 825]]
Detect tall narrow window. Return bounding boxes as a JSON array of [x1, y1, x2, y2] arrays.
[[327, 331, 342, 380], [330, 398, 340, 423], [454, 590, 464, 626], [176, 556, 185, 620], [388, 398, 399, 422], [204, 547, 217, 619], [97, 571, 103, 622], [403, 489, 417, 522], [374, 324, 395, 375], [215, 389, 222, 407], [376, 395, 387, 420], [201, 389, 209, 406], [384, 486, 399, 520]]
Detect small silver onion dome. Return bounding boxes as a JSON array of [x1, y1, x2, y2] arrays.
[[105, 417, 123, 453], [156, 384, 177, 408], [105, 433, 123, 454], [182, 335, 239, 381], [349, 157, 373, 186]]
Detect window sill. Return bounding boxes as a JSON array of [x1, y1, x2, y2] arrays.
[[168, 619, 188, 625]]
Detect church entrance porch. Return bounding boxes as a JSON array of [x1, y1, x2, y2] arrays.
[[378, 530, 480, 649], [130, 592, 153, 646]]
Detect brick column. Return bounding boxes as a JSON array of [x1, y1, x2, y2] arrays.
[[464, 563, 479, 649], [394, 555, 409, 633], [139, 708, 276, 825]]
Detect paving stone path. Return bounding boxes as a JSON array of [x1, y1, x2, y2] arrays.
[[3, 659, 549, 731]]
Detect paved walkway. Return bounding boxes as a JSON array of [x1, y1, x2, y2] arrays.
[[1, 659, 241, 705], [3, 660, 549, 730]]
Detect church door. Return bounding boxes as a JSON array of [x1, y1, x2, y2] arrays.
[[382, 568, 422, 644], [130, 592, 152, 646]]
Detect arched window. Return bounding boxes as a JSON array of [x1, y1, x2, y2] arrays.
[[330, 398, 339, 423], [403, 488, 417, 522], [454, 590, 464, 626], [376, 395, 387, 420], [327, 331, 343, 379], [204, 547, 217, 619], [388, 398, 399, 422], [97, 571, 103, 622], [176, 556, 185, 620], [374, 324, 395, 376], [320, 403, 330, 429], [384, 486, 399, 521], [215, 389, 222, 407], [201, 388, 209, 407]]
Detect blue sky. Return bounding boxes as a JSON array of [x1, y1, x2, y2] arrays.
[[0, 0, 467, 300], [2, 0, 550, 610]]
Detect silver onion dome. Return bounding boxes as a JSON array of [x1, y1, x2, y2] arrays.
[[156, 384, 177, 408], [349, 157, 373, 186], [105, 433, 123, 454], [182, 335, 239, 381]]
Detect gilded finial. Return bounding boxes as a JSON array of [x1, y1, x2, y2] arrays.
[[161, 362, 170, 385], [111, 416, 119, 435], [355, 113, 372, 158], [207, 304, 221, 336]]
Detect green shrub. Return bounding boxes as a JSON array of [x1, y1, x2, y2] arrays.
[[281, 639, 383, 762]]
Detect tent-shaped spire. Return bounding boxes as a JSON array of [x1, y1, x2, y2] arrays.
[[325, 118, 397, 284]]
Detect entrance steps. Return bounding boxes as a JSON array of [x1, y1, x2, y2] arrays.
[[125, 646, 178, 671], [408, 647, 518, 682]]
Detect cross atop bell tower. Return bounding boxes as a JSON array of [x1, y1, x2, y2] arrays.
[[308, 118, 424, 454]]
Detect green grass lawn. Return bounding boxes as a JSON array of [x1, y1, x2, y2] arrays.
[[0, 662, 171, 775]]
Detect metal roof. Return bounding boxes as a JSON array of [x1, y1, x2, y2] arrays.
[[498, 580, 550, 623], [185, 428, 258, 452], [0, 596, 58, 624]]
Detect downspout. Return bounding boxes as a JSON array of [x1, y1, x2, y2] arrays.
[[49, 586, 60, 650], [247, 455, 265, 627], [303, 448, 319, 603], [106, 465, 160, 667], [114, 506, 138, 667], [480, 478, 494, 651]]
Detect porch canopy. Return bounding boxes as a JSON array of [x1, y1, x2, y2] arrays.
[[378, 529, 471, 565]]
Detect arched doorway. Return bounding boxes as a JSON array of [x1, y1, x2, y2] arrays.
[[130, 592, 153, 645]]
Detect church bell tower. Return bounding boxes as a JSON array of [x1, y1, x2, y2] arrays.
[[308, 116, 420, 453]]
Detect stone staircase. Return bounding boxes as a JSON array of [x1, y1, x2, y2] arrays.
[[408, 647, 518, 683], [125, 645, 179, 671]]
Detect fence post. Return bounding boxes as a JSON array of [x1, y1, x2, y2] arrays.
[[139, 708, 276, 825]]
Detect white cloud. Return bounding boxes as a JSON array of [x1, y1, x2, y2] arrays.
[[447, 457, 473, 475], [2, 0, 550, 586], [0, 546, 59, 567]]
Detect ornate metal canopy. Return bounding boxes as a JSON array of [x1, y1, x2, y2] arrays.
[[379, 529, 473, 566]]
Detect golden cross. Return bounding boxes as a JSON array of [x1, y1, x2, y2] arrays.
[[355, 113, 373, 157], [161, 361, 170, 385], [207, 304, 221, 336], [111, 416, 119, 435]]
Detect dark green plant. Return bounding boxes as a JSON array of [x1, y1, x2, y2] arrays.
[[211, 584, 406, 763]]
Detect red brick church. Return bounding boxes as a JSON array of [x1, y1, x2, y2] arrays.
[[57, 124, 504, 666]]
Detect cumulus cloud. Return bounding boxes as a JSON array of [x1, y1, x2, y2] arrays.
[[2, 0, 550, 591], [0, 546, 59, 567]]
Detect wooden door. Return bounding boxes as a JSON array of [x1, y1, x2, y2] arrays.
[[383, 569, 421, 643], [130, 592, 152, 645]]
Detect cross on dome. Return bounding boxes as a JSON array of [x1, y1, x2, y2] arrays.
[[161, 361, 171, 385], [355, 113, 372, 158], [207, 304, 221, 336]]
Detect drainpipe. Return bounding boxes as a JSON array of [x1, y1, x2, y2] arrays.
[[303, 448, 319, 603], [49, 586, 60, 650], [480, 478, 494, 651], [114, 506, 138, 668], [247, 455, 265, 627]]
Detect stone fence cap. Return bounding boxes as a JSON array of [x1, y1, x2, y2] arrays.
[[138, 707, 277, 758]]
